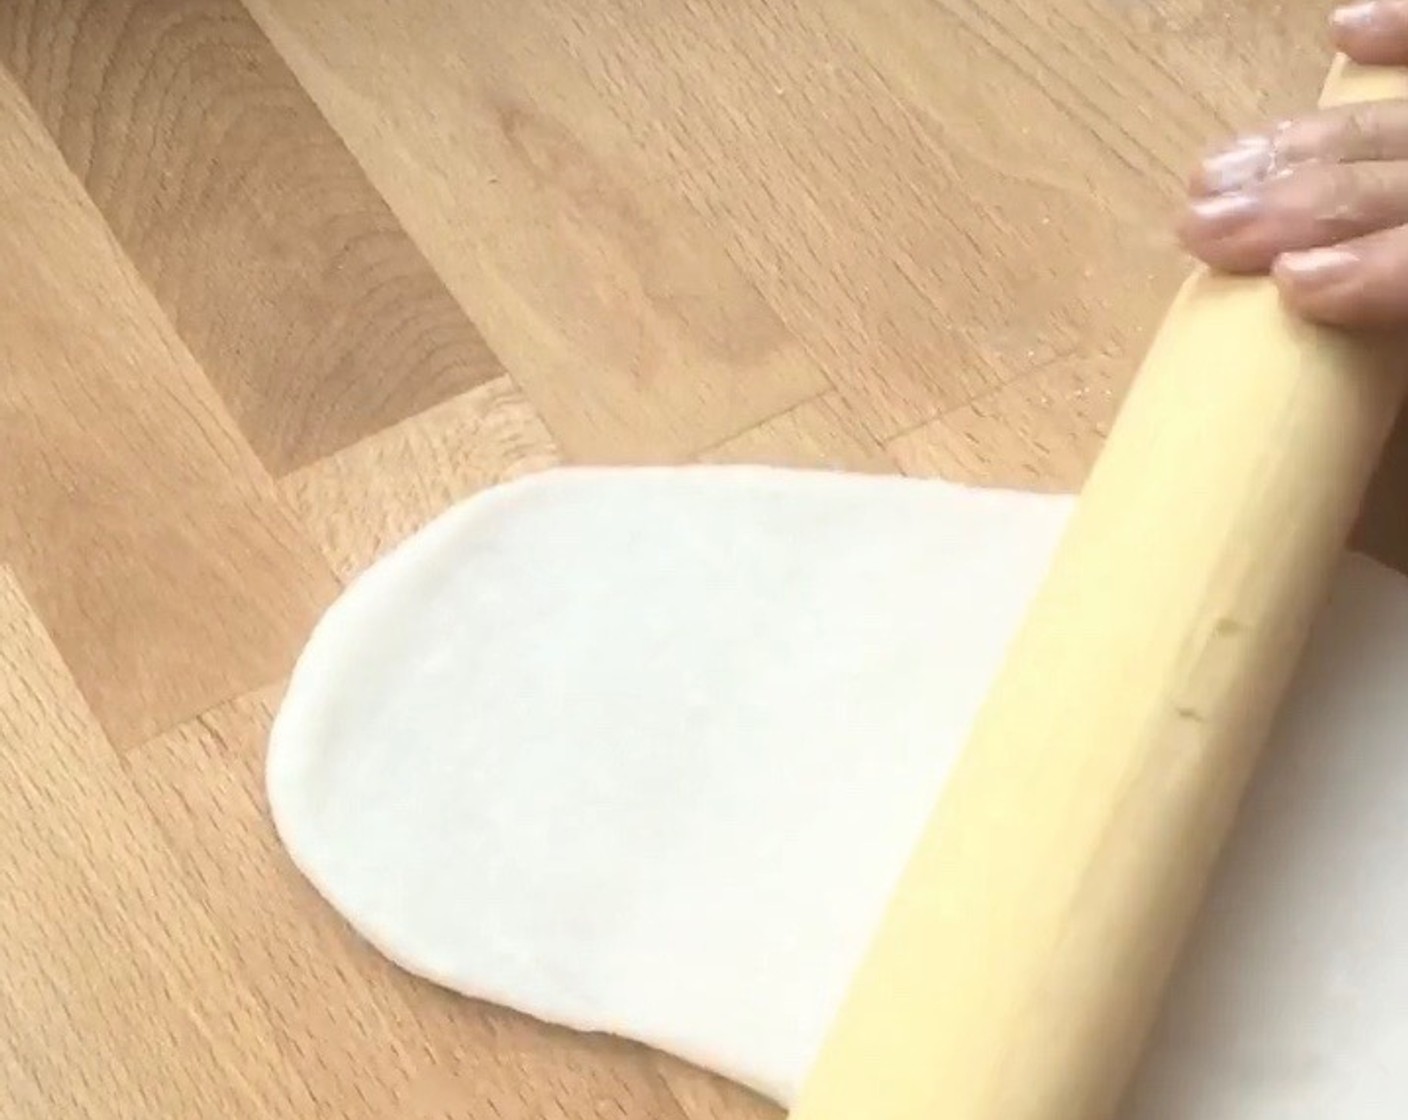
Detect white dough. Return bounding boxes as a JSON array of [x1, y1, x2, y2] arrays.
[[268, 466, 1408, 1113]]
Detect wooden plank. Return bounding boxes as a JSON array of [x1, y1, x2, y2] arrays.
[[128, 686, 692, 1120], [241, 0, 828, 461], [516, 0, 1337, 445], [889, 353, 1124, 491], [525, 0, 1021, 438], [701, 392, 895, 474], [0, 570, 311, 1118], [0, 61, 337, 748], [815, 0, 1336, 438], [818, 0, 1195, 422], [279, 378, 559, 580], [0, 0, 503, 473], [654, 1058, 780, 1120], [480, 0, 1183, 440]]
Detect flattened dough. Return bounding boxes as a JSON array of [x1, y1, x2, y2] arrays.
[[268, 466, 1408, 1114]]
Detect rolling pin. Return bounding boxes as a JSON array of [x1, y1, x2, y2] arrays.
[[789, 56, 1408, 1120]]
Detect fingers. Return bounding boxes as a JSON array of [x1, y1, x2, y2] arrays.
[[1177, 2, 1408, 327], [1276, 222, 1408, 326], [1180, 161, 1408, 272], [1332, 1, 1408, 65], [1189, 100, 1408, 198]]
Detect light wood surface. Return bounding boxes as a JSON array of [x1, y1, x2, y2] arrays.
[[2, 3, 1402, 1117]]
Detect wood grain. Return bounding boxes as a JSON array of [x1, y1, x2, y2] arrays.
[[0, 1, 1393, 1116], [701, 392, 896, 474], [501, 0, 1229, 441], [0, 570, 308, 1119], [890, 350, 1125, 491], [243, 0, 829, 462], [280, 376, 559, 579], [0, 61, 337, 748], [0, 0, 503, 474]]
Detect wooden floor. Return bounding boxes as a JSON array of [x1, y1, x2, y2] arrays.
[[3, 2, 1403, 1117]]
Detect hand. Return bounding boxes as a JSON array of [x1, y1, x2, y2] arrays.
[[1180, 1, 1408, 326]]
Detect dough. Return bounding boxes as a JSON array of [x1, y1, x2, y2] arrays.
[[268, 465, 1408, 1114]]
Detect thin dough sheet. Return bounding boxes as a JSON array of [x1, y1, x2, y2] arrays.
[[268, 466, 1408, 1114]]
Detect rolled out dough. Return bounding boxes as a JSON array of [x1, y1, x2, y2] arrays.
[[268, 466, 1408, 1115]]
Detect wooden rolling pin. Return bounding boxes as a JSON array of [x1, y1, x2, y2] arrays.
[[789, 56, 1408, 1120]]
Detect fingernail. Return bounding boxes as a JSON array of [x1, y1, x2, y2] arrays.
[[1188, 192, 1261, 232], [1201, 137, 1272, 194], [1332, 2, 1381, 31], [1277, 246, 1358, 288]]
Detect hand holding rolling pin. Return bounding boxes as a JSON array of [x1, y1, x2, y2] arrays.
[[1182, 1, 1408, 326]]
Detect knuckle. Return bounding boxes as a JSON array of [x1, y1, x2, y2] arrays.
[[1330, 100, 1408, 161], [1320, 164, 1370, 233], [1323, 162, 1365, 207], [1287, 162, 1375, 239], [1337, 105, 1385, 161]]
